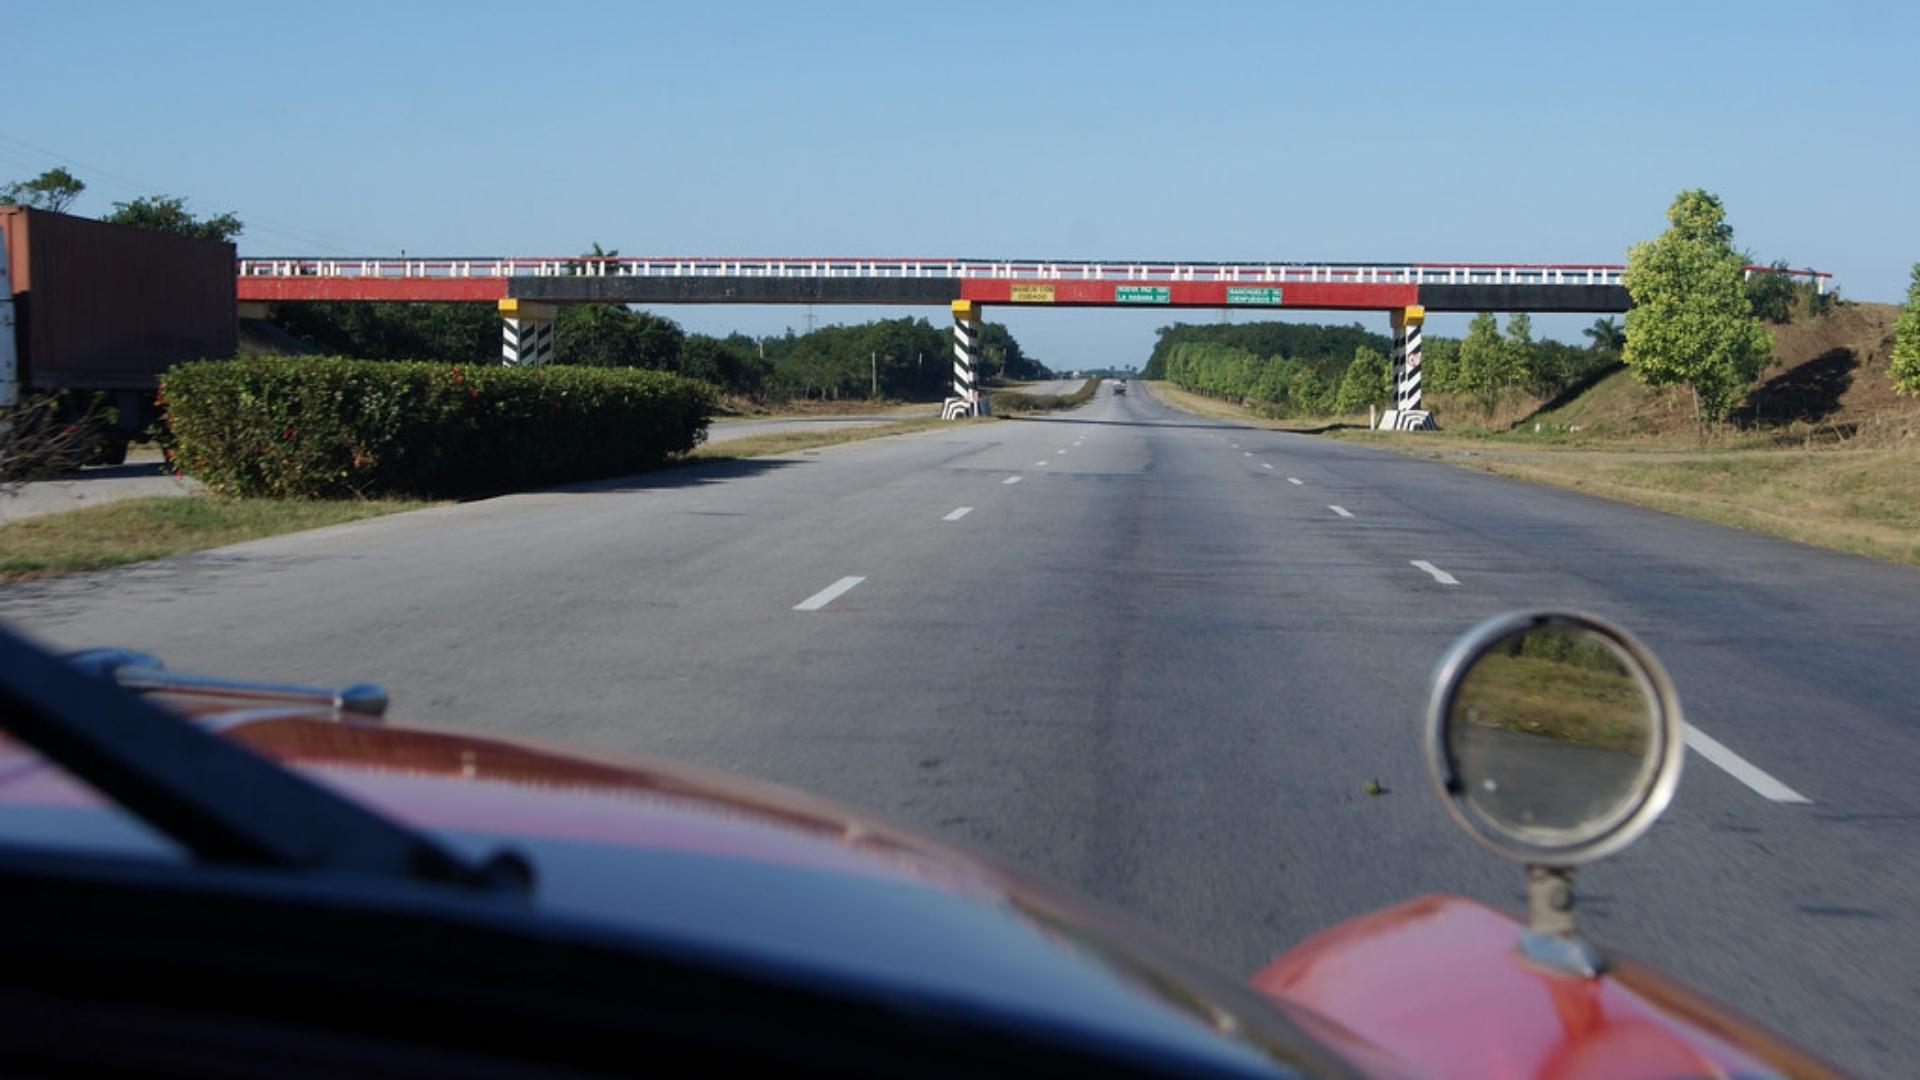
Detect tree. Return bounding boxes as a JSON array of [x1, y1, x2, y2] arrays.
[[555, 304, 682, 369], [1583, 317, 1625, 354], [1892, 263, 1920, 396], [1504, 312, 1536, 390], [1745, 258, 1797, 323], [1333, 345, 1389, 413], [1454, 311, 1506, 408], [1, 167, 85, 212], [267, 301, 496, 362], [102, 194, 242, 242], [1622, 189, 1772, 426], [1420, 337, 1460, 394]]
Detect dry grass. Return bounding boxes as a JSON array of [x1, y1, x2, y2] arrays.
[[0, 495, 430, 581], [1142, 382, 1363, 431], [711, 396, 942, 419], [685, 416, 968, 460], [1470, 449, 1920, 566]]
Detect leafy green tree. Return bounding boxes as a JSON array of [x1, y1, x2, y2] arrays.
[[1504, 312, 1537, 390], [1622, 189, 1772, 426], [102, 194, 242, 242], [1892, 263, 1920, 396], [555, 305, 683, 369], [1454, 312, 1506, 408], [1333, 346, 1389, 413], [1, 167, 85, 212], [680, 333, 770, 396], [1420, 337, 1460, 394]]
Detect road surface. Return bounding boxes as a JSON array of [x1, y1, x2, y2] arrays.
[[4, 379, 1917, 1076]]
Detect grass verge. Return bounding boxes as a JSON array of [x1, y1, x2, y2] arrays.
[[1148, 381, 1920, 567], [1461, 449, 1920, 566], [685, 416, 968, 461], [711, 396, 942, 419], [987, 377, 1102, 414], [0, 495, 431, 582], [1143, 381, 1363, 431]]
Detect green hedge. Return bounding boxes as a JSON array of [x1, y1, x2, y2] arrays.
[[161, 357, 712, 498]]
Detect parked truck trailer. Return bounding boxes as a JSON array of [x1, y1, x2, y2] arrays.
[[0, 206, 236, 461]]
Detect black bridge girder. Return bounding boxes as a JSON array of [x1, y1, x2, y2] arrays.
[[1416, 284, 1631, 313], [508, 277, 963, 306]]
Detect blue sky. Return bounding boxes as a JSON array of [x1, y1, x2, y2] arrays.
[[7, 1, 1914, 368]]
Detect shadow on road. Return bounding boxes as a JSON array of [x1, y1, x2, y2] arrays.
[[534, 457, 802, 497]]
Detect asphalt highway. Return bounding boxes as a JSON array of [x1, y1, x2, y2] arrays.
[[5, 384, 1918, 1076]]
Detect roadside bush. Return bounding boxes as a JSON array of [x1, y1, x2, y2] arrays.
[[161, 357, 712, 498]]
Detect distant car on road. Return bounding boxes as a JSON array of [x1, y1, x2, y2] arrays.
[[1114, 379, 1128, 396]]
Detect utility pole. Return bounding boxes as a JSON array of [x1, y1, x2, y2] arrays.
[[871, 351, 878, 399]]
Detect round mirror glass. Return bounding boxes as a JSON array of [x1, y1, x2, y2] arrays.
[[1445, 623, 1661, 849]]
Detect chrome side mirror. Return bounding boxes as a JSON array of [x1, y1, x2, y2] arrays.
[[1424, 612, 1685, 976]]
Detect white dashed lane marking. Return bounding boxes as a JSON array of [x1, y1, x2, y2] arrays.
[[1686, 725, 1812, 804], [793, 576, 866, 612], [1329, 505, 1354, 518], [1410, 560, 1459, 585], [943, 507, 973, 522], [1003, 476, 1023, 485], [1287, 477, 1303, 486]]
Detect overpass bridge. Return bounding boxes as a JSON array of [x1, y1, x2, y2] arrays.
[[234, 257, 1830, 425]]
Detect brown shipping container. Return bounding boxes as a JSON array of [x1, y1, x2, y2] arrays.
[[1, 206, 236, 391]]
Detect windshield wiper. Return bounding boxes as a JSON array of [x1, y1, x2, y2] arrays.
[[0, 623, 531, 896]]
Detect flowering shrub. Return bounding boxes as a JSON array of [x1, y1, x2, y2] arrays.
[[161, 357, 711, 498]]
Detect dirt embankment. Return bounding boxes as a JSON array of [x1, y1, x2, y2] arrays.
[[1513, 301, 1909, 447]]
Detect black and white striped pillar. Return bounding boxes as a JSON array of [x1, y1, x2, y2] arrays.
[[1392, 305, 1425, 412], [499, 300, 557, 366], [942, 300, 988, 419]]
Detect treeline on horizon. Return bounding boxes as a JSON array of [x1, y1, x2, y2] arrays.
[[1140, 318, 1621, 418], [264, 302, 1050, 402]]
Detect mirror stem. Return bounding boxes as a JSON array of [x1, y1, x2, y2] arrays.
[[1518, 865, 1606, 978]]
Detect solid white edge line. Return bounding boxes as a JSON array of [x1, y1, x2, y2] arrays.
[[1409, 559, 1459, 585], [1329, 505, 1354, 518], [1003, 475, 1023, 485], [793, 575, 866, 612], [943, 507, 973, 521], [1685, 725, 1812, 804]]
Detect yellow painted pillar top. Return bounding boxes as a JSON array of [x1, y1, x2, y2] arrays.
[[951, 299, 980, 319], [498, 298, 559, 320], [1394, 305, 1426, 328]]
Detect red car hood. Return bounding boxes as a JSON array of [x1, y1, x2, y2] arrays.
[[0, 703, 1837, 1078], [0, 704, 1397, 1078]]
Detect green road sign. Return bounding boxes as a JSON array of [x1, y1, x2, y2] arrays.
[[1115, 285, 1170, 304], [1225, 286, 1284, 305]]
